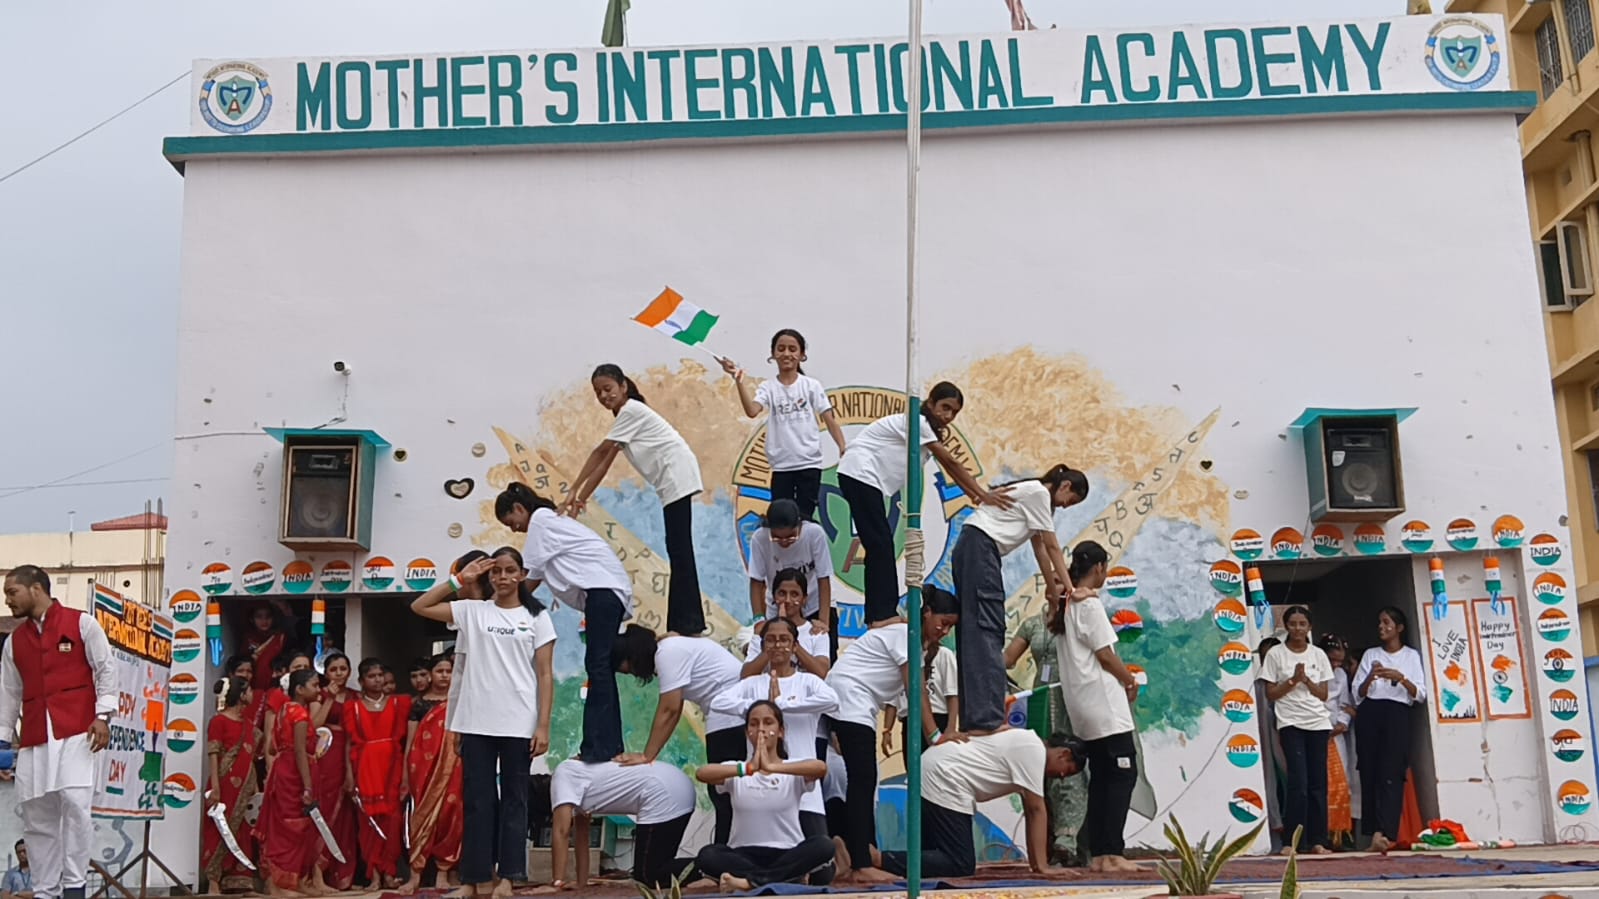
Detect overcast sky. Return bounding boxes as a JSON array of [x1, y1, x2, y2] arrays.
[[0, 0, 1401, 534]]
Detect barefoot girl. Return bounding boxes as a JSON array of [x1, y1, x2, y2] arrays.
[[721, 329, 846, 521], [404, 653, 463, 889], [347, 659, 412, 888], [310, 652, 356, 891], [255, 669, 322, 896], [564, 364, 706, 637], [203, 676, 259, 893]]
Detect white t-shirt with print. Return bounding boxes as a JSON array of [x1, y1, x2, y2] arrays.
[[446, 600, 557, 738], [835, 413, 938, 495], [894, 644, 958, 718], [1261, 643, 1335, 731], [1054, 595, 1134, 742], [962, 481, 1056, 555], [922, 728, 1047, 815], [1353, 645, 1430, 706], [655, 635, 745, 733], [717, 772, 815, 848], [747, 522, 833, 618], [605, 399, 703, 505], [522, 507, 634, 617], [755, 375, 832, 471], [709, 671, 838, 814], [825, 622, 910, 726], [550, 759, 696, 825]]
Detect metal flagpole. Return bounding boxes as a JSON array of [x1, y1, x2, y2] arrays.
[[902, 0, 927, 896]]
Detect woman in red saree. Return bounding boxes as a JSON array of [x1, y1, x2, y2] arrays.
[[242, 601, 293, 693], [403, 653, 463, 889], [310, 653, 357, 891], [203, 676, 260, 893], [265, 651, 316, 762], [348, 659, 412, 889], [255, 670, 325, 897]]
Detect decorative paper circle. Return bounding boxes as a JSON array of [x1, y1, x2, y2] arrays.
[[282, 561, 315, 594], [1538, 608, 1573, 643], [1310, 524, 1345, 557], [1221, 688, 1255, 723], [172, 629, 203, 664], [362, 557, 395, 591], [320, 560, 353, 593], [1543, 648, 1577, 683], [1553, 729, 1587, 763], [1225, 734, 1260, 768], [1551, 689, 1580, 721], [1218, 641, 1253, 676], [201, 563, 233, 595], [405, 558, 439, 591], [168, 589, 203, 624], [162, 773, 197, 809], [447, 523, 464, 538], [1446, 518, 1479, 552], [1530, 534, 1563, 567], [241, 561, 276, 595], [1558, 781, 1593, 816], [1213, 598, 1247, 634], [1352, 523, 1386, 555], [1229, 788, 1265, 823], [1209, 560, 1243, 596], [165, 718, 198, 754], [1229, 529, 1264, 561], [1105, 566, 1137, 599], [1400, 521, 1434, 553], [1534, 572, 1568, 606], [1492, 515, 1526, 548], [1111, 609, 1144, 643], [168, 673, 201, 706], [1270, 527, 1304, 559]]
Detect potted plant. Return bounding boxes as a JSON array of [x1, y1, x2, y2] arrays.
[[634, 870, 690, 899], [1149, 814, 1263, 898]]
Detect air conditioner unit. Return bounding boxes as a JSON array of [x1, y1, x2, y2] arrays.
[[266, 428, 388, 551]]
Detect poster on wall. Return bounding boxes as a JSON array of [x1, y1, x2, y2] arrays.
[[1423, 600, 1482, 723], [1469, 597, 1531, 720], [90, 583, 174, 819]]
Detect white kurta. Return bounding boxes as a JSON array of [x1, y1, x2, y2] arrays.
[[0, 609, 119, 801]]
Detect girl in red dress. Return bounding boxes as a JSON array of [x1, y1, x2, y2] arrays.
[[265, 651, 315, 763], [255, 669, 326, 896], [203, 676, 260, 893], [309, 652, 357, 891], [402, 653, 463, 890], [347, 658, 412, 889], [242, 600, 293, 694]]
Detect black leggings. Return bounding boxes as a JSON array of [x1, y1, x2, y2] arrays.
[[827, 717, 879, 870], [838, 474, 900, 624], [459, 734, 530, 883], [1083, 730, 1138, 858], [697, 837, 836, 886], [1280, 726, 1330, 850], [633, 813, 697, 887], [663, 495, 705, 636], [770, 468, 822, 521], [705, 726, 747, 844], [880, 800, 974, 878], [1356, 698, 1413, 839]]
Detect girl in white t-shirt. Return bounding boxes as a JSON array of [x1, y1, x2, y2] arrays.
[[695, 701, 835, 891], [1261, 605, 1334, 856], [409, 547, 557, 895], [835, 381, 1013, 626], [1352, 605, 1428, 852], [954, 464, 1089, 733], [720, 329, 847, 522], [743, 568, 830, 679], [564, 364, 705, 637], [745, 499, 834, 642]]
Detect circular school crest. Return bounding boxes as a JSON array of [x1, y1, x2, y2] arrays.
[[1425, 17, 1501, 92], [199, 62, 273, 134], [730, 386, 983, 614]]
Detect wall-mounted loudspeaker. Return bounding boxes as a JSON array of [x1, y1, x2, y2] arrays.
[[279, 434, 377, 550], [1303, 415, 1405, 522]]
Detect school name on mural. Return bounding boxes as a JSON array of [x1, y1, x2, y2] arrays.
[[283, 23, 1395, 133]]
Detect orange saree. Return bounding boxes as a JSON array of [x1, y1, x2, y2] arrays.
[[406, 699, 464, 872]]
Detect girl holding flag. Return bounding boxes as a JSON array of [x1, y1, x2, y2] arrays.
[[565, 364, 705, 637]]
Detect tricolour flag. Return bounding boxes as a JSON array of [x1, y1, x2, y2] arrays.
[[634, 287, 719, 347]]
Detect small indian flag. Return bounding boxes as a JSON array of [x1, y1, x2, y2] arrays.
[[634, 287, 719, 347]]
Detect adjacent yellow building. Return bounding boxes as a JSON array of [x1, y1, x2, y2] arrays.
[[1452, 0, 1599, 652], [0, 510, 167, 613]]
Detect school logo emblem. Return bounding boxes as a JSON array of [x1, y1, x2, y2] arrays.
[[162, 773, 197, 809], [1530, 534, 1563, 567], [282, 561, 315, 594], [363, 556, 395, 591], [1538, 608, 1573, 643], [1221, 688, 1255, 723], [165, 718, 198, 754], [1400, 520, 1433, 553], [1311, 524, 1344, 557], [1229, 788, 1264, 823], [201, 562, 233, 595], [1229, 529, 1263, 561], [1353, 523, 1386, 555], [171, 629, 203, 664], [1213, 598, 1247, 634], [168, 673, 201, 706], [1552, 729, 1586, 763], [1208, 560, 1243, 597], [1550, 689, 1580, 721], [320, 560, 353, 593], [1270, 527, 1303, 559], [1425, 17, 1501, 91], [1543, 648, 1576, 683], [1492, 515, 1525, 548], [1111, 609, 1143, 643], [168, 589, 203, 624], [1557, 780, 1592, 816], [1446, 518, 1479, 551], [1534, 572, 1567, 606], [1218, 641, 1253, 676], [1226, 734, 1260, 768], [405, 558, 439, 591], [241, 561, 276, 595], [1105, 566, 1137, 599], [199, 62, 274, 134]]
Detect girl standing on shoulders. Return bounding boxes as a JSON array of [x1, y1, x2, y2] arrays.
[[1261, 606, 1334, 856], [836, 381, 1013, 627], [742, 568, 830, 680], [721, 329, 846, 521], [346, 658, 412, 889], [203, 676, 260, 894], [565, 364, 705, 637], [954, 464, 1089, 733], [255, 669, 324, 897], [1354, 606, 1427, 853], [745, 500, 835, 657]]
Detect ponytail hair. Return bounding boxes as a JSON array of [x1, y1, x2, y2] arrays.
[[1048, 541, 1110, 634], [920, 586, 957, 680], [287, 668, 320, 696], [496, 481, 557, 523], [592, 363, 646, 405], [214, 676, 250, 710], [999, 464, 1090, 499], [491, 545, 547, 617], [769, 328, 808, 375], [921, 382, 964, 439]]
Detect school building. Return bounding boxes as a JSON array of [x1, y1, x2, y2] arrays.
[[131, 11, 1598, 888]]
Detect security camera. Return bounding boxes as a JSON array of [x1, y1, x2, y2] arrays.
[[333, 361, 351, 375]]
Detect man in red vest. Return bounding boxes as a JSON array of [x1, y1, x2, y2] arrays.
[[0, 566, 116, 899]]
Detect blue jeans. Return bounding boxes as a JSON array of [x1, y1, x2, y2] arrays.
[[581, 589, 627, 762]]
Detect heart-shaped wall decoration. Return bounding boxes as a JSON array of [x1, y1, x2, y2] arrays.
[[444, 478, 475, 499]]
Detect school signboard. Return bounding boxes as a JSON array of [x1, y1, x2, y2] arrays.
[[91, 583, 175, 819]]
